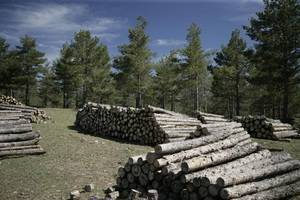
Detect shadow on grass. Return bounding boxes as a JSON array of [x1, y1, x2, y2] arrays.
[[68, 125, 154, 147]]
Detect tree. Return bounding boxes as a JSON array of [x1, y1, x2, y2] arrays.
[[54, 43, 79, 108], [39, 66, 61, 107], [71, 30, 112, 107], [16, 35, 45, 105], [182, 23, 207, 112], [0, 37, 10, 93], [244, 0, 300, 121], [114, 16, 152, 108], [153, 51, 182, 111], [213, 29, 249, 116]]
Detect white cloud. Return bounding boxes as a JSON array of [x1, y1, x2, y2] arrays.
[[155, 39, 185, 46], [0, 3, 127, 61]]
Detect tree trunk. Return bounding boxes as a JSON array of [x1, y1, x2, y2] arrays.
[[25, 80, 29, 105], [136, 74, 142, 108], [195, 75, 199, 111], [171, 94, 175, 111], [235, 75, 240, 116], [282, 80, 289, 122]]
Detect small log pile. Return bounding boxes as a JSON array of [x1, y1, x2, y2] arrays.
[[0, 103, 50, 123], [0, 110, 45, 157], [0, 95, 22, 105], [236, 115, 299, 140], [75, 103, 202, 145], [108, 124, 300, 200], [196, 111, 229, 124]]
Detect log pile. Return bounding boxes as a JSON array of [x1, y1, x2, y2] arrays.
[[0, 95, 22, 105], [195, 111, 229, 124], [75, 103, 201, 145], [0, 103, 50, 123], [108, 125, 300, 200], [0, 110, 45, 157], [236, 115, 299, 140]]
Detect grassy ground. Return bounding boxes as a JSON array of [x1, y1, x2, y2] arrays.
[[0, 108, 151, 200], [0, 108, 299, 199]]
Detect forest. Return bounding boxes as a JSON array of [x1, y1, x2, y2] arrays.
[[0, 0, 300, 123]]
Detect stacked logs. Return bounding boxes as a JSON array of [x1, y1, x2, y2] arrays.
[[0, 95, 22, 105], [109, 123, 300, 200], [0, 110, 45, 157], [0, 103, 50, 123], [75, 103, 201, 145], [195, 111, 229, 124], [236, 115, 299, 140]]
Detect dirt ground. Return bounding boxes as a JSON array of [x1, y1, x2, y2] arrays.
[[0, 108, 299, 199]]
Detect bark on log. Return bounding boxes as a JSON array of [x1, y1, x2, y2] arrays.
[[231, 180, 300, 200], [154, 132, 250, 168], [155, 128, 245, 154], [0, 147, 45, 157], [218, 159, 300, 187], [181, 150, 272, 183], [220, 169, 300, 199], [0, 137, 40, 148], [181, 142, 259, 173], [0, 131, 39, 142]]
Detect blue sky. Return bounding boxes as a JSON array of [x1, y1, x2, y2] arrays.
[[0, 0, 263, 63]]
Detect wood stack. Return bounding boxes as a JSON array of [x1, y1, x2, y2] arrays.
[[108, 125, 300, 200], [195, 111, 229, 124], [75, 103, 201, 145], [236, 115, 299, 140], [0, 110, 45, 157], [0, 95, 22, 105], [0, 103, 50, 123]]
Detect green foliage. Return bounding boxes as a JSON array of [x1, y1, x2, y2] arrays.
[[153, 50, 182, 110], [16, 35, 46, 105], [244, 0, 300, 121], [181, 23, 208, 113], [39, 66, 61, 107], [212, 29, 249, 117], [55, 30, 113, 107], [114, 16, 152, 107]]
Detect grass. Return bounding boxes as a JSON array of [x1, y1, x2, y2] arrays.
[[0, 108, 151, 200], [0, 108, 299, 199]]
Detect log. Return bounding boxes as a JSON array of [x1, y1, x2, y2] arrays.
[[0, 131, 39, 142], [220, 169, 300, 199], [0, 145, 40, 151], [232, 180, 300, 200], [155, 128, 245, 154], [0, 137, 40, 148], [181, 150, 272, 183], [181, 142, 259, 173], [0, 147, 45, 157], [154, 132, 250, 168], [0, 124, 32, 134], [273, 130, 299, 138], [217, 159, 300, 187]]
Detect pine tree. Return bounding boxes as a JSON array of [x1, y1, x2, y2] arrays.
[[213, 29, 249, 116], [16, 35, 45, 105], [71, 30, 112, 106], [182, 23, 207, 112], [153, 51, 182, 111], [114, 16, 152, 108], [39, 66, 61, 107], [0, 37, 10, 93], [54, 43, 79, 108], [244, 0, 300, 121]]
